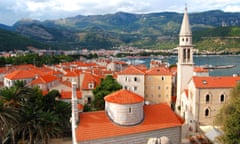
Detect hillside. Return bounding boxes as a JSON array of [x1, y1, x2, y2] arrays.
[[0, 28, 49, 51], [1, 10, 240, 51]]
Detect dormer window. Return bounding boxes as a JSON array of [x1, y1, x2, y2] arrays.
[[88, 83, 94, 89]]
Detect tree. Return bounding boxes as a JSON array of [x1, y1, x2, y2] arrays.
[[215, 83, 240, 144], [0, 100, 18, 144], [92, 75, 122, 110], [0, 82, 71, 144]]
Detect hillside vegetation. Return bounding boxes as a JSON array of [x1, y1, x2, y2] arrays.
[[0, 28, 49, 51], [1, 10, 240, 52]]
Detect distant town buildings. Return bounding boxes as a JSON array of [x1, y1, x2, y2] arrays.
[[0, 6, 240, 144]]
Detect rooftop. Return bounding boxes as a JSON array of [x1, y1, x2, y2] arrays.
[[192, 76, 240, 88], [104, 89, 144, 104], [76, 104, 184, 142]]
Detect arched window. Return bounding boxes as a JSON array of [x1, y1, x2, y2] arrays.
[[183, 49, 186, 60], [206, 94, 210, 103], [220, 94, 225, 103], [187, 49, 191, 60], [205, 108, 210, 117]]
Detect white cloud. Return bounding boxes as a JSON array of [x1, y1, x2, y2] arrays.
[[1, 0, 240, 25], [224, 5, 240, 12]]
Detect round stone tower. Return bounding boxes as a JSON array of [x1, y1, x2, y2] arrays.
[[104, 89, 144, 126]]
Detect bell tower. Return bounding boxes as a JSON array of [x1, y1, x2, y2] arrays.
[[176, 6, 194, 113]]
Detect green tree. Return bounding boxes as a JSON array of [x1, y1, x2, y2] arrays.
[[0, 100, 18, 144], [92, 75, 122, 110], [215, 83, 240, 144], [0, 82, 71, 144]]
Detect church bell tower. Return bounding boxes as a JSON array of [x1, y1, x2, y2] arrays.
[[176, 6, 194, 113]]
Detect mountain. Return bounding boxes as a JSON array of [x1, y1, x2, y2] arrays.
[[0, 24, 14, 31], [5, 10, 240, 51], [0, 28, 49, 51]]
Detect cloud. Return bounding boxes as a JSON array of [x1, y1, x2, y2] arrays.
[[1, 0, 240, 25]]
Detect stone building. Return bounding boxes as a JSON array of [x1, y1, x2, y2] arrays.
[[145, 67, 173, 105], [76, 89, 184, 144]]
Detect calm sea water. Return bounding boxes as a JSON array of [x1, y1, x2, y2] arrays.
[[124, 55, 240, 76]]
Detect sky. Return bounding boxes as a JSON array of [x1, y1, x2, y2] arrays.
[[1, 0, 240, 26]]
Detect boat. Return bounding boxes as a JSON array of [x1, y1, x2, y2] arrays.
[[201, 64, 236, 69]]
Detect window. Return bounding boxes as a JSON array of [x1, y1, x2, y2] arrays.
[[183, 48, 186, 60], [220, 94, 225, 103], [124, 86, 128, 89], [129, 107, 131, 113], [133, 86, 137, 91], [88, 83, 94, 89], [158, 86, 161, 90], [161, 76, 165, 81], [206, 94, 210, 103], [205, 108, 210, 117], [158, 94, 161, 97], [134, 77, 137, 82], [187, 49, 191, 60], [182, 38, 184, 42], [87, 97, 92, 104]]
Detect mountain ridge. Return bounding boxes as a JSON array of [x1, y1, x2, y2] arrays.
[[1, 10, 240, 52]]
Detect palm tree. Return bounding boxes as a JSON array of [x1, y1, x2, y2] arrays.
[[34, 111, 62, 144], [0, 100, 18, 144]]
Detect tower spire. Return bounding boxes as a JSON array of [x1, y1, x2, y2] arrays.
[[179, 5, 191, 38]]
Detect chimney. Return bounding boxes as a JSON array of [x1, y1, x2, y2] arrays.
[[71, 81, 78, 144]]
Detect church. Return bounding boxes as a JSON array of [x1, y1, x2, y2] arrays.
[[175, 6, 240, 136]]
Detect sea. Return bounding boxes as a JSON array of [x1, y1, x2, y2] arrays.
[[123, 55, 240, 76]]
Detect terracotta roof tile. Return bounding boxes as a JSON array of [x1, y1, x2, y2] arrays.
[[194, 67, 209, 72], [184, 89, 189, 98], [5, 69, 36, 80], [60, 91, 82, 99], [31, 75, 59, 85], [145, 67, 172, 75], [64, 71, 79, 77], [104, 89, 144, 104], [118, 65, 145, 75], [76, 104, 184, 142], [192, 76, 240, 88], [81, 73, 101, 90]]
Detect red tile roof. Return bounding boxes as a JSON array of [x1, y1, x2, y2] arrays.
[[5, 70, 36, 80], [64, 71, 79, 77], [31, 75, 59, 85], [194, 67, 209, 72], [192, 76, 240, 88], [145, 67, 172, 75], [184, 89, 189, 98], [118, 65, 146, 75], [104, 89, 144, 104], [81, 73, 101, 90], [76, 104, 184, 142], [60, 91, 82, 99]]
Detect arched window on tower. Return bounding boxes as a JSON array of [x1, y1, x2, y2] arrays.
[[183, 48, 186, 62], [206, 94, 210, 103], [187, 49, 191, 61], [220, 94, 225, 103], [205, 108, 210, 117]]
